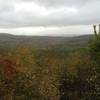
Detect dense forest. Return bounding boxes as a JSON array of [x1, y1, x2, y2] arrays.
[[0, 33, 100, 100]]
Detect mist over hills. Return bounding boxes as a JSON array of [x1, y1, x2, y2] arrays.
[[0, 33, 93, 50]]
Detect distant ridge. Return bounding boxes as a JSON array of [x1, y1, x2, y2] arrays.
[[0, 33, 93, 49]]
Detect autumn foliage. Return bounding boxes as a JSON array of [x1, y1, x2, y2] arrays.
[[0, 36, 100, 100], [0, 57, 18, 79]]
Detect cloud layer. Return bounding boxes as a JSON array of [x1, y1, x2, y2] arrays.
[[0, 0, 100, 28], [0, 0, 99, 35]]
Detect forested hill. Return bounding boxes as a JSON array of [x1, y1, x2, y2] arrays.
[[0, 33, 93, 49]]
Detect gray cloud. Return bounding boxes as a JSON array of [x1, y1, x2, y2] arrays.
[[20, 0, 94, 7], [0, 0, 99, 28]]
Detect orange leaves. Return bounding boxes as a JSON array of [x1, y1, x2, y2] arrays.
[[0, 57, 18, 79]]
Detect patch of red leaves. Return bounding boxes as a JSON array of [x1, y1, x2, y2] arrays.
[[0, 57, 17, 80]]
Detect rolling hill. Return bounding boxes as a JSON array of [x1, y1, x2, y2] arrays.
[[0, 33, 93, 50]]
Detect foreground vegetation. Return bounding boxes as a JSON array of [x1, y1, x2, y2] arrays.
[[0, 35, 100, 100]]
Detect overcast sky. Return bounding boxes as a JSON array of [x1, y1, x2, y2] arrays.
[[0, 0, 100, 36]]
